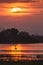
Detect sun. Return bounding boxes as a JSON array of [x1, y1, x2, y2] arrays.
[[11, 7, 22, 13]]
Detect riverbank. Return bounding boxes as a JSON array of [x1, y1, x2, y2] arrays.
[[0, 60, 43, 65]]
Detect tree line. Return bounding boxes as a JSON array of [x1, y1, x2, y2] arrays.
[[0, 28, 43, 44]]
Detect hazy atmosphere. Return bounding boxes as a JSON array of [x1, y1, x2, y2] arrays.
[[0, 0, 43, 35], [0, 0, 43, 64]]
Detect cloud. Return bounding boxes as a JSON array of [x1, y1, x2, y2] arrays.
[[0, 0, 38, 3]]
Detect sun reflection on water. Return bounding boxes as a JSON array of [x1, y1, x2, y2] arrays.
[[10, 44, 22, 61]]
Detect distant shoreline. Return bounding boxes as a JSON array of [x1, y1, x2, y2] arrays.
[[0, 28, 43, 43], [0, 42, 43, 44]]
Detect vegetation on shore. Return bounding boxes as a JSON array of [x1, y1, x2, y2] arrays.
[[0, 60, 43, 65], [0, 28, 43, 43]]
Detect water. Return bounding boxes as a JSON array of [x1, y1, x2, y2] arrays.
[[0, 43, 43, 61]]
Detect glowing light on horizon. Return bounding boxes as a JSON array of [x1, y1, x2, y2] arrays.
[[11, 44, 22, 54], [11, 7, 22, 13], [0, 2, 43, 16]]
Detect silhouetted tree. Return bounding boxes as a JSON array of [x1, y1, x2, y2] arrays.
[[0, 28, 43, 43], [0, 28, 19, 43], [18, 31, 30, 43]]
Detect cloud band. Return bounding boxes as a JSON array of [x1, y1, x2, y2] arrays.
[[0, 0, 38, 3]]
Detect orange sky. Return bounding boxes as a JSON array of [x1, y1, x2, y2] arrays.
[[0, 1, 43, 35], [0, 2, 43, 16]]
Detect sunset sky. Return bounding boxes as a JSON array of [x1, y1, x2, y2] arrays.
[[0, 0, 43, 35]]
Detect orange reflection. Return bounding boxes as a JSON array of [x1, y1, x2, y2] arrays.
[[10, 44, 22, 61], [10, 44, 22, 55]]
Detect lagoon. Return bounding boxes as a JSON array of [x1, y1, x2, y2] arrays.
[[0, 43, 43, 61]]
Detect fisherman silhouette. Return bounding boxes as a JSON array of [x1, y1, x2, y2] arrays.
[[15, 45, 17, 50]]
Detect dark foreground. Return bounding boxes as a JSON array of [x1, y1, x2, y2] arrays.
[[0, 60, 43, 65]]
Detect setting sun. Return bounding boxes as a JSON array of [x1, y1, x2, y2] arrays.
[[11, 7, 22, 13]]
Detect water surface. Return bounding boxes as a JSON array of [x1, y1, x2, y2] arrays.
[[0, 43, 43, 61]]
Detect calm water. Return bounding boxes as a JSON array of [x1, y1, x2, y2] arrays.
[[0, 43, 43, 61]]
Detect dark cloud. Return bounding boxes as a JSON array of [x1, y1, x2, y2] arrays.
[[0, 0, 17, 3], [0, 0, 38, 3]]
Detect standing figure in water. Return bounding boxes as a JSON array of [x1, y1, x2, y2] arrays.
[[15, 44, 17, 50]]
